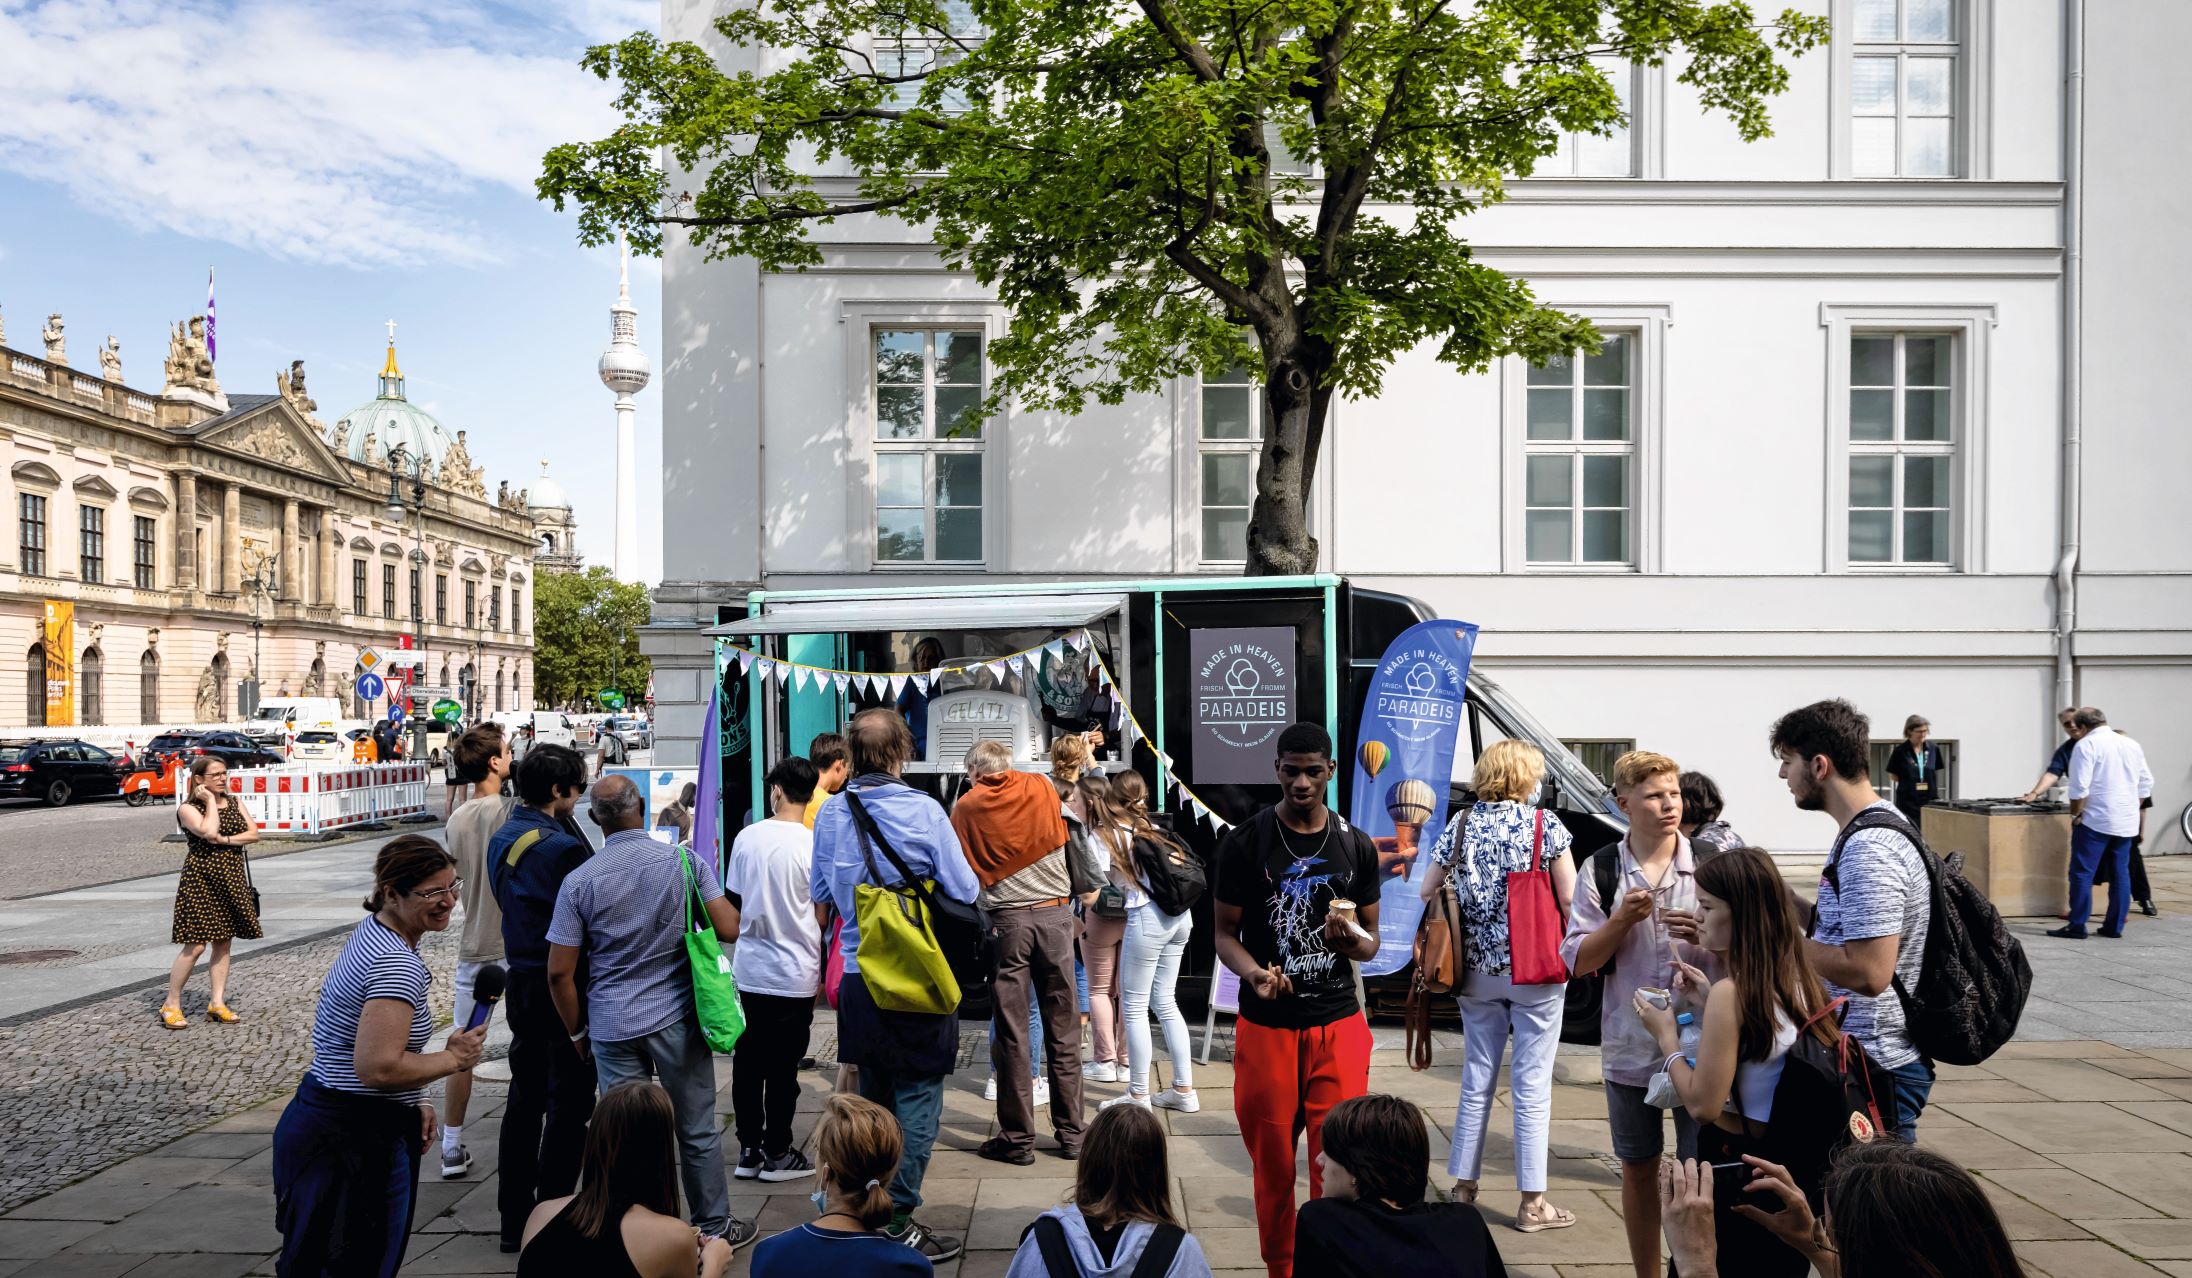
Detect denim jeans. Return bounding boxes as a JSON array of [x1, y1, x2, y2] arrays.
[[1119, 902, 1194, 1096], [2069, 822, 2135, 937], [1451, 970, 1566, 1190], [855, 1063, 945, 1215], [593, 1012, 733, 1236], [1887, 1056, 1936, 1143]]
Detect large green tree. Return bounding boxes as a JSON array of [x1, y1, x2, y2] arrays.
[[541, 0, 1825, 575], [532, 567, 652, 709]]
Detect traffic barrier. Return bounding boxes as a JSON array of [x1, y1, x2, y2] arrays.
[[227, 761, 434, 834]]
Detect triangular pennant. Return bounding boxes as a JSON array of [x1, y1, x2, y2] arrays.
[[886, 675, 905, 699], [753, 658, 775, 684], [736, 649, 755, 674], [1045, 639, 1065, 659], [1007, 654, 1026, 676], [1065, 630, 1086, 650], [787, 665, 805, 692], [913, 674, 931, 695], [986, 660, 1008, 682], [833, 672, 850, 692], [1094, 662, 1112, 687]]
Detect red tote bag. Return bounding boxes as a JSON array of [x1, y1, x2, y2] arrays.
[[1507, 810, 1569, 986]]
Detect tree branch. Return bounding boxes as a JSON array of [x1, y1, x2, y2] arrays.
[[656, 194, 916, 229], [1136, 0, 1224, 81]]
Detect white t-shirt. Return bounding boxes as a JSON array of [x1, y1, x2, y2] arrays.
[[725, 817, 823, 999]]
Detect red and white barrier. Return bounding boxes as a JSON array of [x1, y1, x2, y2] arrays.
[[227, 762, 433, 834]]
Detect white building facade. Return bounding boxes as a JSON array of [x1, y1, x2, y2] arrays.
[[647, 0, 2191, 853]]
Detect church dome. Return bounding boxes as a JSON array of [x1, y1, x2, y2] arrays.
[[528, 461, 570, 511], [329, 338, 453, 472]]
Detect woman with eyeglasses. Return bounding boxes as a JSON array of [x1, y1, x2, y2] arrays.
[[161, 754, 263, 1029], [272, 835, 488, 1276]]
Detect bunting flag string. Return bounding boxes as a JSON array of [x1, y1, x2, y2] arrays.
[[716, 630, 1085, 683], [1080, 644, 1234, 833]]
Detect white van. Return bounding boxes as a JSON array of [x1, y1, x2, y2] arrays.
[[244, 697, 343, 756], [492, 710, 577, 755]]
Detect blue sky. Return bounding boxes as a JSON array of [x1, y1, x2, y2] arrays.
[[0, 0, 666, 580]]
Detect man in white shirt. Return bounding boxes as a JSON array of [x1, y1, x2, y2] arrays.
[[2055, 707, 2155, 941], [725, 756, 825, 1182]]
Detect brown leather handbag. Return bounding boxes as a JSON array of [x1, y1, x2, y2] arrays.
[[1406, 823, 1468, 1071]]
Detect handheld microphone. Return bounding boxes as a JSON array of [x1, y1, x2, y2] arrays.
[[464, 963, 507, 1032]]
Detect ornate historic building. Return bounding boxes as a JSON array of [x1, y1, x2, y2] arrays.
[[0, 305, 541, 731], [526, 462, 583, 574]]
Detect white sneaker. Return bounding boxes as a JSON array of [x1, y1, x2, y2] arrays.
[[1100, 1091, 1151, 1110], [983, 1076, 998, 1102], [1032, 1077, 1051, 1109], [1152, 1088, 1201, 1114], [1081, 1061, 1118, 1083]]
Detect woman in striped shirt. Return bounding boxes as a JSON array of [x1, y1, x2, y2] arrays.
[[272, 835, 487, 1277]]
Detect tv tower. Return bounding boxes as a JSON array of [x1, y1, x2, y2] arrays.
[[597, 229, 651, 582]]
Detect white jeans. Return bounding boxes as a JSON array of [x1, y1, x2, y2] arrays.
[[1119, 902, 1194, 1095], [1450, 968, 1566, 1191]]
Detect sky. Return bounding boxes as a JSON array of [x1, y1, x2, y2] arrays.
[[0, 0, 667, 582]]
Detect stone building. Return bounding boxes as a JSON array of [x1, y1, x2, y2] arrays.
[[526, 462, 583, 574], [1, 312, 540, 732]]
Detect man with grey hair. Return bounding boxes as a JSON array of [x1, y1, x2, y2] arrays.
[[951, 739, 1106, 1165], [545, 773, 755, 1250], [2051, 707, 2156, 941]]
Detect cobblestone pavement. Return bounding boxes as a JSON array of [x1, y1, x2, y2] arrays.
[[0, 921, 458, 1214]]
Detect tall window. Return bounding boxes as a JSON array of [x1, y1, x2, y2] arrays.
[[1198, 365, 1263, 565], [1544, 56, 1636, 177], [1852, 0, 1955, 177], [874, 328, 985, 563], [434, 573, 448, 625], [133, 516, 157, 589], [495, 670, 505, 713], [139, 649, 159, 721], [25, 644, 45, 727], [352, 559, 367, 615], [79, 506, 104, 584], [490, 586, 503, 630], [1868, 738, 1959, 801], [382, 563, 396, 619], [18, 494, 47, 577], [512, 587, 523, 631], [1524, 335, 1633, 565], [1848, 333, 1954, 564], [410, 566, 422, 622], [79, 647, 103, 726], [463, 579, 477, 628], [877, 1, 977, 112]]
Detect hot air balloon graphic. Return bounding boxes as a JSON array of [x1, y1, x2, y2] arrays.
[[1383, 777, 1438, 875], [1359, 739, 1389, 782]]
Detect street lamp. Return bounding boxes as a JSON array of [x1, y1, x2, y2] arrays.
[[240, 546, 283, 719], [385, 442, 429, 759]]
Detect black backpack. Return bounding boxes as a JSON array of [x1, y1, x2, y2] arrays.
[[1132, 829, 1207, 918], [1820, 807, 2032, 1067], [1725, 999, 1898, 1209], [1557, 848, 1621, 1047], [1025, 1214, 1184, 1278]]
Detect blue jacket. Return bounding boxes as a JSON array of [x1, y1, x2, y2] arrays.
[[810, 774, 979, 976], [487, 804, 593, 974]]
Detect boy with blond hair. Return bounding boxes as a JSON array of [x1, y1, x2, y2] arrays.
[[1560, 750, 1719, 1278]]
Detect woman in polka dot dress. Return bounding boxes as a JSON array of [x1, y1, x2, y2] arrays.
[[162, 754, 263, 1029]]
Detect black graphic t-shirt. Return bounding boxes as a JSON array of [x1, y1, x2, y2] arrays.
[[1215, 807, 1381, 1030]]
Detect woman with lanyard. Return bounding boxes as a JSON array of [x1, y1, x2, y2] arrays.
[[162, 754, 263, 1029], [1884, 715, 1945, 826], [272, 835, 487, 1276]]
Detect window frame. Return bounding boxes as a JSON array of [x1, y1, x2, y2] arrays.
[[435, 572, 448, 625], [134, 515, 158, 590], [843, 302, 1005, 571], [18, 492, 48, 578], [382, 562, 397, 620], [1819, 303, 1993, 573], [1540, 56, 1644, 179], [79, 505, 105, 584], [1500, 305, 1669, 574], [1829, 0, 1992, 180], [1560, 738, 1637, 788], [870, 1, 981, 116], [352, 558, 368, 616], [1190, 363, 1264, 569]]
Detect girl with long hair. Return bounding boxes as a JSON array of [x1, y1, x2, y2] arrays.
[[751, 1093, 931, 1275], [517, 1081, 734, 1278], [1097, 771, 1198, 1112], [1004, 1103, 1214, 1277], [1634, 847, 1838, 1276], [1075, 772, 1130, 1082]]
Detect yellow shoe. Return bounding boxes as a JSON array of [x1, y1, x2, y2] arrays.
[[160, 1006, 189, 1030], [207, 1003, 239, 1024]]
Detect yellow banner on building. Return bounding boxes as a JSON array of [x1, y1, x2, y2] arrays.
[[43, 600, 73, 727]]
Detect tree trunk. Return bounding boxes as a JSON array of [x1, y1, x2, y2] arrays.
[[1245, 358, 1324, 577]]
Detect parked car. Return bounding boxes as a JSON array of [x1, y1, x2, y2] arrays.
[[603, 715, 653, 752], [140, 730, 284, 773], [0, 739, 126, 806], [290, 729, 345, 763]]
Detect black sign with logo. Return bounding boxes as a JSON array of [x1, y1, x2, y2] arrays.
[[1189, 626, 1296, 784]]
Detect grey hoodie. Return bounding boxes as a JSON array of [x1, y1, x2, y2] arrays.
[[1002, 1206, 1213, 1278]]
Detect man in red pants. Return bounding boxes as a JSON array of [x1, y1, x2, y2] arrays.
[[1213, 722, 1381, 1278]]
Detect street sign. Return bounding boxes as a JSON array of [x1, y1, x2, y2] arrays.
[[357, 647, 386, 676], [599, 689, 626, 709], [432, 698, 463, 723], [356, 672, 385, 701], [386, 703, 406, 723]]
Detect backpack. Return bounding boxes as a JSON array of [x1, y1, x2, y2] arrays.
[[1556, 847, 1620, 1047], [1819, 806, 2031, 1067], [1764, 999, 1898, 1199], [1131, 829, 1206, 918], [1026, 1214, 1185, 1278]]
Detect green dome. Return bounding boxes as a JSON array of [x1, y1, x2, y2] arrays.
[[328, 340, 452, 472]]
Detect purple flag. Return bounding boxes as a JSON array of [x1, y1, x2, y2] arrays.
[[204, 268, 216, 365], [693, 677, 722, 879]]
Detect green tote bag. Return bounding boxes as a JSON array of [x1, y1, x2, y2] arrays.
[[681, 846, 746, 1052]]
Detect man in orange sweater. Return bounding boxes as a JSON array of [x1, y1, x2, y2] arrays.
[[952, 739, 1105, 1164]]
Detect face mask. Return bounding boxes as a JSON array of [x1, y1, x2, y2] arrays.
[[810, 1165, 831, 1214], [1525, 783, 1543, 807]]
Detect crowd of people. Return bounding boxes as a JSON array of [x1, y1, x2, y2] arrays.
[[253, 691, 2125, 1278]]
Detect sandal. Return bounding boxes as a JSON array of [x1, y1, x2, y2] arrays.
[[160, 1006, 188, 1030], [1514, 1201, 1577, 1234], [1450, 1180, 1479, 1205], [207, 1003, 239, 1024]]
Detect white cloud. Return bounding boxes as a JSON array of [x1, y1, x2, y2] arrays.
[[0, 0, 648, 266]]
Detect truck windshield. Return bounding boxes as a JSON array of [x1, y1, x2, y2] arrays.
[[1469, 671, 1620, 821], [248, 707, 289, 721]]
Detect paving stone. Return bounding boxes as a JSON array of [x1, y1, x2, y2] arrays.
[[1974, 1177, 2098, 1241], [1941, 1103, 2192, 1154], [1984, 1168, 2161, 1222], [2052, 1153, 2192, 1216], [67, 1185, 279, 1254], [2085, 1219, 2192, 1262], [7, 1255, 143, 1277], [2020, 1240, 2176, 1276], [114, 1255, 263, 1278], [1, 1156, 234, 1222], [1986, 1058, 2181, 1102], [0, 1218, 102, 1259]]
